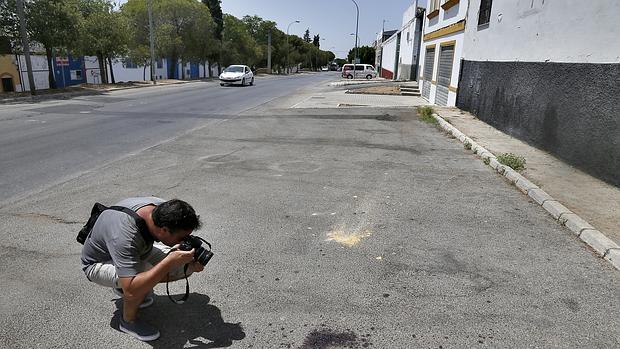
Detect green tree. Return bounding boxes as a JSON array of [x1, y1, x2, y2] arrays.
[[183, 4, 216, 78], [221, 14, 261, 68], [202, 0, 222, 74], [202, 0, 222, 39], [312, 34, 320, 48], [155, 0, 204, 78], [121, 0, 151, 80], [0, 0, 19, 48], [303, 28, 310, 43], [26, 0, 82, 88], [126, 44, 151, 80], [334, 58, 347, 66], [347, 45, 375, 64], [242, 15, 285, 70], [239, 15, 330, 74], [77, 0, 129, 84], [123, 0, 216, 80]]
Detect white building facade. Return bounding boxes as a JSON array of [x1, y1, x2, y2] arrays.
[[16, 54, 50, 91], [376, 1, 424, 81], [456, 0, 620, 186], [418, 0, 467, 106], [94, 57, 219, 84]]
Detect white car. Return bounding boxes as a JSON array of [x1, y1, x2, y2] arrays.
[[341, 64, 378, 79], [219, 65, 254, 86]]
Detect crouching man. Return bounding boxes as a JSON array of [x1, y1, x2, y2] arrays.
[[81, 197, 204, 341]]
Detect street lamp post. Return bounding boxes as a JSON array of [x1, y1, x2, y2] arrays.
[[316, 37, 326, 71], [351, 0, 360, 78], [286, 20, 301, 74], [378, 19, 387, 78]]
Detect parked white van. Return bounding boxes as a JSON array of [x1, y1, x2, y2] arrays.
[[341, 64, 378, 79]]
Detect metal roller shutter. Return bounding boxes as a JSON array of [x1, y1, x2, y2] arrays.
[[422, 47, 435, 99], [435, 44, 454, 106]]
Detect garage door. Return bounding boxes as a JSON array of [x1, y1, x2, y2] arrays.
[[422, 47, 435, 99], [435, 44, 454, 106]]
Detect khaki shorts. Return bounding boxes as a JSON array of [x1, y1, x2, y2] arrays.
[[84, 243, 191, 288]]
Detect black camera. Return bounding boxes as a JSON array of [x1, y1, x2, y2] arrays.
[[178, 235, 214, 266]]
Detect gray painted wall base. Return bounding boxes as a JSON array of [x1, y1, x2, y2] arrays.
[[457, 60, 619, 187]]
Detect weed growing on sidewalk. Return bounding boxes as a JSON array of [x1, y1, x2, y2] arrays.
[[497, 153, 526, 172], [417, 106, 438, 125], [483, 157, 491, 165], [464, 141, 472, 150]]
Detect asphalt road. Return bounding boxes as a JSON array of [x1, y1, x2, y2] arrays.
[[0, 75, 618, 348], [0, 73, 334, 204]]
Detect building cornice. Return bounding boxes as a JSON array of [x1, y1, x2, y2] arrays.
[[441, 0, 460, 12], [423, 20, 465, 41], [427, 9, 439, 19]]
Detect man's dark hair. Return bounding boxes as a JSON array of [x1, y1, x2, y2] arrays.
[[152, 199, 202, 233]]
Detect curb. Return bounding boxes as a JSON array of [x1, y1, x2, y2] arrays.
[[430, 112, 620, 271], [86, 80, 194, 93], [0, 89, 99, 104], [0, 80, 197, 104], [345, 90, 404, 96], [329, 80, 389, 87]]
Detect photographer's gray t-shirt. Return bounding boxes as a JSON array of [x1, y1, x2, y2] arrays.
[[81, 197, 165, 277]]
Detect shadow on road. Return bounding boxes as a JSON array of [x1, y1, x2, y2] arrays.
[[110, 293, 245, 348]]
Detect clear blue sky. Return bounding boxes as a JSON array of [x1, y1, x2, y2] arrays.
[[221, 0, 418, 58]]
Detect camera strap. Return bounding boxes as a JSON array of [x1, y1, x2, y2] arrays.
[[165, 263, 191, 304]]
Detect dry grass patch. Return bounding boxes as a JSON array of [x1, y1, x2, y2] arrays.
[[348, 85, 401, 95]]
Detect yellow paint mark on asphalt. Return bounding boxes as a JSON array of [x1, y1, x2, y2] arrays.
[[326, 229, 372, 247]]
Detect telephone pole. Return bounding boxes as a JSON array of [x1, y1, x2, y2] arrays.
[[267, 29, 272, 74], [16, 0, 36, 95], [148, 0, 156, 84]]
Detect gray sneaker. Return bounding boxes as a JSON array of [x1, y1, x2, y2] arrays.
[[119, 317, 160, 341], [113, 288, 155, 309]]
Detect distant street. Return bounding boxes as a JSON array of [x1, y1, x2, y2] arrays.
[[0, 73, 618, 348], [0, 73, 334, 203]]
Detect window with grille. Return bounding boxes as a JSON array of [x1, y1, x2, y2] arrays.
[[478, 0, 493, 26]]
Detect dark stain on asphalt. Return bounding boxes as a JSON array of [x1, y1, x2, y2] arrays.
[[375, 114, 400, 122], [356, 128, 394, 134], [299, 328, 371, 349], [560, 298, 581, 312], [7, 212, 81, 225], [233, 137, 421, 154], [440, 251, 495, 293]]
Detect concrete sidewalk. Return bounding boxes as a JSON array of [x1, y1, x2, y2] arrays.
[[291, 90, 428, 108], [0, 79, 201, 104], [434, 107, 620, 247]]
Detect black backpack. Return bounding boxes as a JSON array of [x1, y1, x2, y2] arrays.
[[77, 203, 151, 244]]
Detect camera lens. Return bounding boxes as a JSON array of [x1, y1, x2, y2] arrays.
[[194, 246, 214, 266]]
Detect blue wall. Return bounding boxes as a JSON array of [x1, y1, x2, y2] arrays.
[[190, 63, 200, 79], [53, 55, 86, 88]]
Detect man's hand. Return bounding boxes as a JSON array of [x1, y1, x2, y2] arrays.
[[166, 246, 195, 267], [189, 261, 204, 273]]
